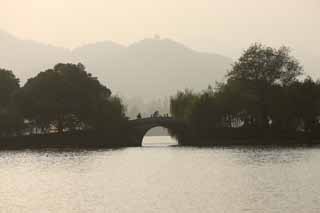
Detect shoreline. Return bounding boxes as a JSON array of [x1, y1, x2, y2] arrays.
[[0, 131, 135, 150], [1, 132, 320, 150]]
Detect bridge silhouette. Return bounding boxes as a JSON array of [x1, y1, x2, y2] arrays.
[[129, 117, 187, 146]]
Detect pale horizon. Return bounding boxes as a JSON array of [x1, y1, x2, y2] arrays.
[[1, 0, 319, 58]]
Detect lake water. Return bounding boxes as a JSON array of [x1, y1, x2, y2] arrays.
[[1, 136, 320, 213]]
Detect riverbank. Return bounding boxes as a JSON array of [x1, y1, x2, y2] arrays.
[[1, 128, 320, 150], [183, 139, 320, 147], [0, 131, 136, 150], [179, 128, 320, 146]]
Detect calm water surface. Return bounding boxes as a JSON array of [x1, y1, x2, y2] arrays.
[[1, 136, 320, 213]]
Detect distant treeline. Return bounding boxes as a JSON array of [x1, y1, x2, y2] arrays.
[[170, 43, 320, 144], [0, 63, 128, 138]]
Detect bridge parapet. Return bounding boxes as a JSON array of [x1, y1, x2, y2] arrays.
[[129, 117, 177, 124], [128, 117, 187, 146]]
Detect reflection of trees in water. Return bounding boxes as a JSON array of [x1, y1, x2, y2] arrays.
[[231, 147, 311, 165], [0, 149, 128, 173]]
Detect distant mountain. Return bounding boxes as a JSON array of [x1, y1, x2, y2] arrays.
[[0, 30, 71, 82], [72, 38, 232, 99], [0, 30, 232, 99]]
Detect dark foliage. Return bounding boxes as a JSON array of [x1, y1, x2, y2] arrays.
[[0, 63, 127, 138], [0, 69, 23, 136], [170, 43, 320, 144]]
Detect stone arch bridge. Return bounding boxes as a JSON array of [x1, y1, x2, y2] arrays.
[[128, 117, 187, 146]]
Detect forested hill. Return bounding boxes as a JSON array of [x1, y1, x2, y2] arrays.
[[0, 30, 232, 99]]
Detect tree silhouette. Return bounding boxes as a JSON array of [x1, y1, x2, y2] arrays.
[[18, 63, 115, 133], [169, 43, 320, 145], [0, 69, 19, 108], [226, 43, 303, 128], [0, 69, 22, 136]]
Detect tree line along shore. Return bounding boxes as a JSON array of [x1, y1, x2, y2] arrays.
[[170, 43, 320, 145], [1, 43, 320, 148]]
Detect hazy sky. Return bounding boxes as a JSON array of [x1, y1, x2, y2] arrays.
[[1, 0, 320, 59]]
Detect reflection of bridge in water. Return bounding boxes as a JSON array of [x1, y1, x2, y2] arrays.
[[129, 117, 187, 146]]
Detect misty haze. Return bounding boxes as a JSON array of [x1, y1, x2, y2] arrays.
[[1, 0, 320, 212]]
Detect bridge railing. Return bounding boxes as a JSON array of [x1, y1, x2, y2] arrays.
[[128, 117, 187, 128], [129, 117, 175, 122]]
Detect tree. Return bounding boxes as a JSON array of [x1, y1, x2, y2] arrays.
[[18, 63, 116, 133], [289, 78, 320, 131], [167, 43, 320, 144], [0, 69, 19, 108], [0, 69, 22, 136], [227, 43, 303, 128], [170, 89, 199, 121], [89, 95, 127, 131]]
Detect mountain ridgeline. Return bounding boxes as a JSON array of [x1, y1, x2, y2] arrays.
[[0, 30, 232, 100]]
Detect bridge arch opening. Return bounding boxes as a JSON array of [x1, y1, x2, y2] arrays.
[[142, 126, 178, 147]]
